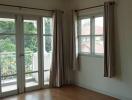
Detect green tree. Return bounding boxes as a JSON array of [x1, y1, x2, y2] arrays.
[[0, 37, 15, 52], [0, 18, 52, 78], [44, 18, 52, 52], [24, 22, 37, 34], [0, 21, 15, 33]]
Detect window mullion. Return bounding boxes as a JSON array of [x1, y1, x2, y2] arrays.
[[38, 17, 43, 88], [78, 19, 81, 53], [91, 16, 95, 55]]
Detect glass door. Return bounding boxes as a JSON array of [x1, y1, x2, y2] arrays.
[[0, 16, 18, 96], [23, 17, 40, 91], [0, 14, 53, 97], [42, 17, 53, 86]]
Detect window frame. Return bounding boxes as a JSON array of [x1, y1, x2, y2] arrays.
[[78, 13, 104, 57], [0, 13, 18, 97], [0, 12, 54, 97]]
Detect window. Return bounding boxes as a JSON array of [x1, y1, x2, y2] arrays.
[[78, 15, 104, 56]]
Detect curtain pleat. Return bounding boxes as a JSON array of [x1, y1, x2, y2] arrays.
[[70, 10, 80, 71], [104, 2, 115, 78], [49, 10, 64, 87]]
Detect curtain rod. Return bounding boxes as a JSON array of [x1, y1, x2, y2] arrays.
[[75, 2, 115, 12], [0, 3, 54, 12]]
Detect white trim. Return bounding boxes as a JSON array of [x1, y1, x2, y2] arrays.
[[38, 17, 43, 89], [0, 5, 52, 17], [20, 15, 25, 93], [1, 90, 18, 98], [25, 86, 40, 92], [16, 15, 21, 94], [40, 17, 44, 88]]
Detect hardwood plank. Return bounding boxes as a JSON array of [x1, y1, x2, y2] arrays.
[[1, 85, 118, 100]]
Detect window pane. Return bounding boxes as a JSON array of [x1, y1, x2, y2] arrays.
[[0, 18, 15, 34], [43, 36, 53, 85], [43, 36, 53, 53], [79, 37, 90, 53], [43, 17, 53, 35], [24, 35, 38, 73], [1, 75, 17, 92], [44, 70, 50, 85], [25, 72, 38, 87], [95, 36, 104, 54], [95, 17, 103, 35], [44, 52, 52, 70], [81, 18, 90, 35], [24, 20, 37, 34], [0, 36, 16, 76]]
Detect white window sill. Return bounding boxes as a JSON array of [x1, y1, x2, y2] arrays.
[[79, 53, 104, 58]]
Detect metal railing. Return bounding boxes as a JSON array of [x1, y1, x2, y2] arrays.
[[0, 51, 51, 86]]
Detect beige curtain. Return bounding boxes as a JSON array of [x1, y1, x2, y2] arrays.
[[104, 2, 115, 78], [70, 10, 80, 71], [49, 10, 64, 87]]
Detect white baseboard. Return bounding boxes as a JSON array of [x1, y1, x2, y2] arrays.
[[74, 83, 132, 100]]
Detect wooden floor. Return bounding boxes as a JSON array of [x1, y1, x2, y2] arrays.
[[1, 85, 118, 100]]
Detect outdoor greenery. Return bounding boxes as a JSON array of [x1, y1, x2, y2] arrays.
[[44, 18, 52, 52], [0, 18, 52, 80]]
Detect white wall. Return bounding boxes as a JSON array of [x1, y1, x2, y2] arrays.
[[0, 0, 64, 9], [67, 0, 132, 100]]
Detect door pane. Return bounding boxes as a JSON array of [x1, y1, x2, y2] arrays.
[[43, 36, 53, 85], [0, 36, 16, 75], [43, 17, 53, 35], [24, 35, 39, 87], [1, 75, 17, 92], [24, 35, 38, 73], [25, 73, 38, 87], [43, 17, 53, 85], [0, 18, 15, 34], [0, 17, 17, 93], [24, 19, 39, 88], [24, 20, 37, 34]]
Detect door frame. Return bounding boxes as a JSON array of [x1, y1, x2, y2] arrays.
[[0, 12, 52, 98], [20, 15, 42, 92], [0, 13, 18, 97]]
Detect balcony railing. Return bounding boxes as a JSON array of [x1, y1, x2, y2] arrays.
[[0, 51, 51, 92]]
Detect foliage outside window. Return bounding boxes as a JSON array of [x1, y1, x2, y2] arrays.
[[0, 18, 52, 80]]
